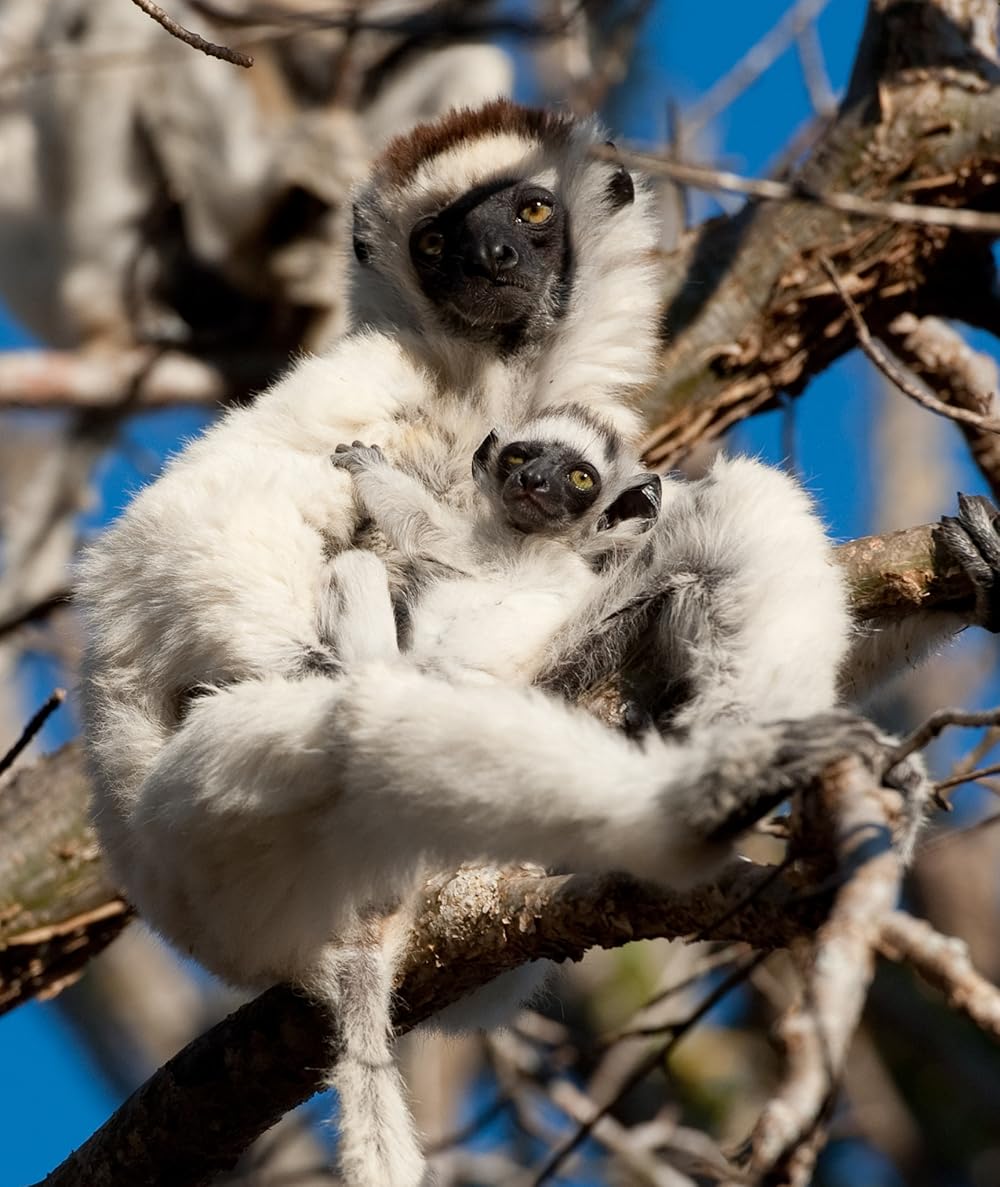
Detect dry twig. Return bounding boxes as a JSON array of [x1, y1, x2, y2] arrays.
[[529, 953, 768, 1186], [889, 708, 1000, 765], [682, 0, 834, 140], [596, 144, 1000, 235], [820, 257, 1000, 434], [884, 314, 1000, 502], [127, 0, 253, 67], [878, 912, 1000, 1042], [0, 689, 65, 781]]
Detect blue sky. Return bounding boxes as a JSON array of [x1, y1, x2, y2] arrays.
[[1, 3, 996, 1183]]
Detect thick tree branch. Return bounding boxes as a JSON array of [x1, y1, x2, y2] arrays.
[[0, 745, 131, 1013], [33, 861, 824, 1187], [0, 349, 285, 410]]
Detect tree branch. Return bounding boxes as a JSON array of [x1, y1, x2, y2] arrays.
[[748, 755, 903, 1184], [639, 0, 1000, 466], [32, 861, 822, 1187], [127, 0, 253, 68], [884, 313, 1000, 500]]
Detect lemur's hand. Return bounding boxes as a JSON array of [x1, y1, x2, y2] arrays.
[[937, 493, 1000, 632], [332, 441, 387, 475]]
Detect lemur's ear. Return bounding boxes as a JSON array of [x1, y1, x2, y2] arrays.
[[596, 474, 661, 532], [603, 141, 635, 211], [472, 430, 499, 476]]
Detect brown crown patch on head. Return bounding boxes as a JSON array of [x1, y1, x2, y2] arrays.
[[375, 99, 577, 189]]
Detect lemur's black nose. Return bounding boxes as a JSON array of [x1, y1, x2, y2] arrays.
[[469, 237, 519, 279], [516, 462, 550, 492]]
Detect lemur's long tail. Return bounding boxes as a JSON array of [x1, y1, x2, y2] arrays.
[[316, 937, 426, 1187]]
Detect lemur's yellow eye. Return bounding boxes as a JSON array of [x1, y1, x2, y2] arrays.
[[569, 469, 594, 490], [519, 200, 553, 225], [416, 229, 444, 257], [504, 453, 525, 468]]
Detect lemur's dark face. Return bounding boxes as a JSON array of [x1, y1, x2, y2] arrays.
[[493, 439, 602, 533], [409, 180, 571, 344]]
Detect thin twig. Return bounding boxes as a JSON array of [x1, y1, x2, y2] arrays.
[[683, 0, 834, 140], [888, 707, 1000, 765], [606, 946, 744, 1042], [794, 21, 836, 117], [820, 257, 1000, 433], [529, 953, 768, 1186], [128, 0, 253, 68], [935, 760, 1000, 793], [595, 144, 1000, 234], [0, 689, 66, 780]]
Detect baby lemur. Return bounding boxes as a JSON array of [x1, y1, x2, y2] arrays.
[[328, 403, 662, 683]]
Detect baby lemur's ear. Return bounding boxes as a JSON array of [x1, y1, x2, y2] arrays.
[[472, 430, 499, 476], [596, 474, 661, 532]]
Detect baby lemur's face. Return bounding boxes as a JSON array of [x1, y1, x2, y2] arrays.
[[472, 411, 662, 541], [492, 436, 602, 532]]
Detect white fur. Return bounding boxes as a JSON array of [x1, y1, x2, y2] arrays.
[[78, 105, 860, 1187]]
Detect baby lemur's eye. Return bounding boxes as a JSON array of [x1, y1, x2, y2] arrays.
[[518, 199, 553, 225], [416, 228, 445, 257], [503, 453, 525, 468], [569, 469, 594, 491]]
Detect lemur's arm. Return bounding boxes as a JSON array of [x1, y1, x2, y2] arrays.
[[332, 442, 473, 569]]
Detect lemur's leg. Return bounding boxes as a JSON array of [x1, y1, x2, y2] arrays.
[[133, 665, 915, 961], [651, 456, 850, 728], [321, 549, 400, 667]]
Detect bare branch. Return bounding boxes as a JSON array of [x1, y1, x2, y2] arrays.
[[935, 760, 1000, 794], [890, 708, 1000, 765], [0, 746, 131, 1015], [31, 867, 810, 1187], [598, 144, 1000, 235], [127, 0, 253, 67], [747, 756, 903, 1183], [682, 0, 835, 141], [529, 954, 767, 1186], [820, 257, 1000, 434], [0, 348, 270, 409], [0, 689, 65, 780], [878, 912, 1000, 1042], [884, 313, 1000, 502]]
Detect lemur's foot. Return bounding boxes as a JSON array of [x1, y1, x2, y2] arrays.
[[937, 493, 1000, 632], [683, 710, 928, 850]]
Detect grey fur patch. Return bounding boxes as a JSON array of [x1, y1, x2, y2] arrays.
[[298, 646, 343, 678]]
